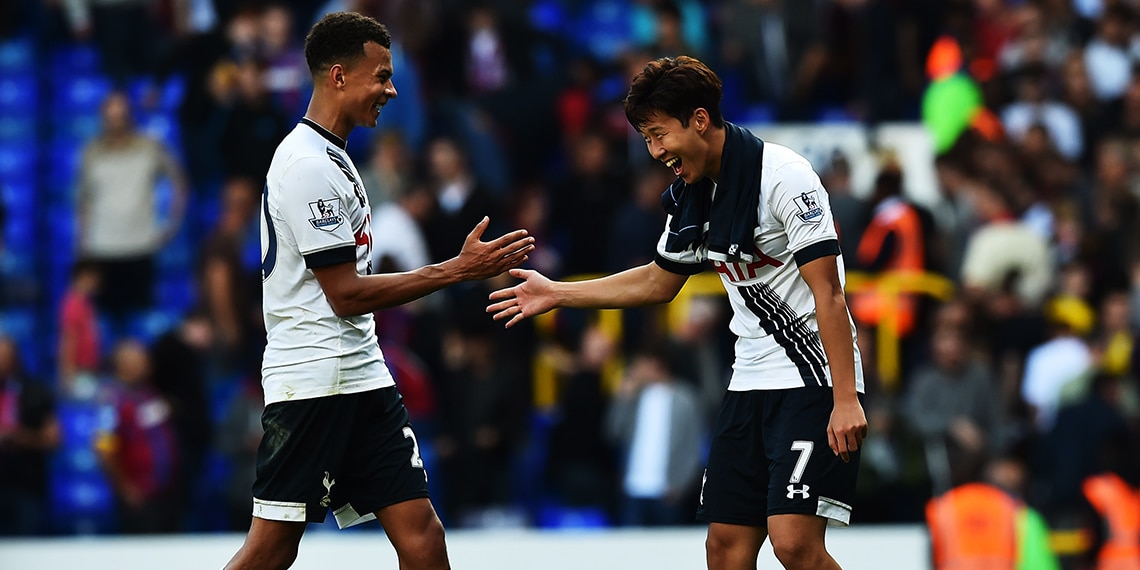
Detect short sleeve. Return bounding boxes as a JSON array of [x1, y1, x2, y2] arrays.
[[275, 157, 356, 262], [653, 214, 706, 275], [768, 160, 839, 257]]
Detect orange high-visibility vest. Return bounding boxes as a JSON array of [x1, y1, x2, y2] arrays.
[[1082, 473, 1140, 570], [926, 483, 1019, 570], [851, 199, 925, 336]]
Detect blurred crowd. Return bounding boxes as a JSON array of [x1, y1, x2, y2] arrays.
[[0, 0, 1138, 564]]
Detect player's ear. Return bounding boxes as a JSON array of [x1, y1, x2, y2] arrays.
[[694, 108, 708, 133], [329, 63, 346, 89]]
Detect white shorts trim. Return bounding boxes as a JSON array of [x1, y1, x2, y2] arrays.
[[817, 496, 852, 527], [253, 498, 307, 522], [333, 503, 377, 529]]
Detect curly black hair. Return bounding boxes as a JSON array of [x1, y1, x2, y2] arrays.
[[304, 12, 392, 76]]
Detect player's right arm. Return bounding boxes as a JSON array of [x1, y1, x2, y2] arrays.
[[313, 216, 533, 317], [486, 262, 689, 329]]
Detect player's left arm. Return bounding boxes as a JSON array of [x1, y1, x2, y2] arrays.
[[769, 158, 867, 462], [799, 255, 867, 463]]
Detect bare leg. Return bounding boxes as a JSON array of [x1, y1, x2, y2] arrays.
[[375, 498, 450, 570], [224, 517, 307, 570], [767, 514, 841, 570], [706, 522, 768, 570]]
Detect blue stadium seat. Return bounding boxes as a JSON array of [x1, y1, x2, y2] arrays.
[[0, 75, 37, 113], [573, 0, 634, 62], [50, 44, 100, 76], [0, 115, 36, 142], [535, 504, 611, 529], [815, 105, 859, 124], [53, 75, 113, 114], [57, 401, 104, 446], [138, 112, 181, 149], [0, 308, 37, 346], [0, 142, 37, 181], [0, 36, 34, 73], [155, 277, 195, 313], [739, 104, 776, 126], [54, 113, 102, 143]]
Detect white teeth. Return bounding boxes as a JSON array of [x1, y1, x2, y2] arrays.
[[665, 157, 679, 168]]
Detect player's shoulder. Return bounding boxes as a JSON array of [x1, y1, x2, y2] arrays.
[[269, 128, 340, 184], [761, 141, 815, 175], [760, 142, 820, 198]]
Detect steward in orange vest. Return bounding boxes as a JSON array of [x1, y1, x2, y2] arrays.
[[927, 480, 1060, 570], [1082, 472, 1140, 570], [851, 168, 929, 338]]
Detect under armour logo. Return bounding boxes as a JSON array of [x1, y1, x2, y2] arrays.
[[786, 484, 810, 499], [321, 471, 336, 507]]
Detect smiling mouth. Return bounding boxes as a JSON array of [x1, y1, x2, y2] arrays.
[[665, 157, 682, 176]]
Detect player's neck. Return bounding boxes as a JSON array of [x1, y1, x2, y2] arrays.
[[705, 126, 726, 182], [303, 97, 352, 143]]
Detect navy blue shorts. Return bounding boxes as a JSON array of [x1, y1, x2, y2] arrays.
[[695, 386, 860, 527], [252, 387, 430, 528]]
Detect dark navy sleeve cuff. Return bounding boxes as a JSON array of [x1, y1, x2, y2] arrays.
[[304, 245, 356, 269], [654, 253, 707, 275], [793, 239, 840, 266]]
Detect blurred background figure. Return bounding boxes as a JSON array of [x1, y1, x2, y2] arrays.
[[0, 335, 60, 536], [75, 91, 188, 324], [606, 344, 705, 527], [95, 340, 180, 534]]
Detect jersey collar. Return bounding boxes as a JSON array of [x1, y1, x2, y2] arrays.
[[300, 117, 347, 150]]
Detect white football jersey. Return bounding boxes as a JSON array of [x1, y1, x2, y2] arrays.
[[259, 119, 394, 405], [655, 142, 864, 393]]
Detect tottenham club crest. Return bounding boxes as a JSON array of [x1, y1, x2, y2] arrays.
[[308, 198, 344, 231], [793, 190, 824, 223]]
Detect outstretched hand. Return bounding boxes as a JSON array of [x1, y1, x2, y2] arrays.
[[455, 217, 535, 281], [487, 268, 558, 328]]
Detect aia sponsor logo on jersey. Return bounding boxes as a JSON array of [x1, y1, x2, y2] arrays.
[[712, 247, 784, 283]]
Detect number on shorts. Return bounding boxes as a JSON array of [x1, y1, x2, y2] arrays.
[[789, 440, 813, 484], [403, 426, 424, 468]]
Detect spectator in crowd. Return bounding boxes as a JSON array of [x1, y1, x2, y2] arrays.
[[419, 136, 501, 265], [0, 336, 60, 535], [550, 130, 628, 277], [196, 176, 262, 365], [219, 59, 291, 182], [959, 174, 1054, 367], [542, 324, 617, 514], [60, 0, 164, 85], [850, 163, 932, 342], [718, 0, 825, 120], [149, 312, 214, 527], [1021, 300, 1094, 434], [433, 314, 527, 525], [926, 455, 1061, 570], [1001, 64, 1084, 162], [259, 2, 308, 118], [75, 91, 188, 322], [903, 326, 1005, 493], [1082, 4, 1137, 103], [605, 344, 705, 527], [95, 339, 181, 534], [218, 370, 264, 531], [57, 259, 102, 399]]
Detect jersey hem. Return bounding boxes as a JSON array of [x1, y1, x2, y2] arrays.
[[263, 379, 395, 406]]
